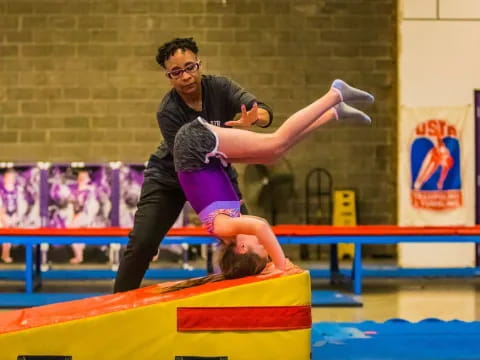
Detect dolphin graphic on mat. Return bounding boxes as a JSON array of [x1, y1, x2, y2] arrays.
[[312, 324, 376, 347]]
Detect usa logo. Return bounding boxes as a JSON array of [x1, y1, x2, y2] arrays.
[[410, 119, 462, 210]]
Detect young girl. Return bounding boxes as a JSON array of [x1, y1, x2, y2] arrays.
[[173, 79, 374, 280]]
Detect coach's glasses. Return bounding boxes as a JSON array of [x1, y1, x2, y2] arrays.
[[166, 62, 201, 79]]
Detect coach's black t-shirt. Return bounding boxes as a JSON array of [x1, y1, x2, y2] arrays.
[[147, 74, 273, 191]]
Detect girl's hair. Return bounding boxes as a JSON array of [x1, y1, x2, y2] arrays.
[[160, 273, 225, 293], [161, 242, 268, 294], [218, 242, 268, 279]]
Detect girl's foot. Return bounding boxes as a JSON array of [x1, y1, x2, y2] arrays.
[[333, 102, 372, 124], [331, 79, 375, 104], [1, 256, 13, 264], [70, 257, 83, 265]]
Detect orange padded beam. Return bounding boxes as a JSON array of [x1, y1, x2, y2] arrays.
[[1, 225, 480, 236]]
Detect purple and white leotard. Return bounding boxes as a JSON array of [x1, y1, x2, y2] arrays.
[[177, 159, 240, 234]]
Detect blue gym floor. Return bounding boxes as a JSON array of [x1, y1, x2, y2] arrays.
[[311, 319, 480, 360]]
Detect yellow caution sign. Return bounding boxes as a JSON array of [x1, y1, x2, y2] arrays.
[[333, 190, 356, 259]]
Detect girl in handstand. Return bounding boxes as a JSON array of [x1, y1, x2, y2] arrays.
[[172, 79, 374, 280]]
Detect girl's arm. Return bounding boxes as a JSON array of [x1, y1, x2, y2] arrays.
[[213, 214, 286, 271]]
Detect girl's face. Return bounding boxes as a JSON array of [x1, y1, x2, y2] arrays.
[[77, 171, 90, 185], [3, 171, 16, 188], [235, 234, 268, 259]]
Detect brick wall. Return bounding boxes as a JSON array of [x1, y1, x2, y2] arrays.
[[0, 0, 397, 224]]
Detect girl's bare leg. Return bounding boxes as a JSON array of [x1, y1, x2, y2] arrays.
[[70, 243, 85, 264], [414, 152, 436, 190], [437, 165, 450, 190], [210, 80, 373, 163], [1, 243, 13, 263]]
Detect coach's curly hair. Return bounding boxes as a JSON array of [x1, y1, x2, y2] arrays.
[[160, 242, 268, 293], [156, 37, 199, 68]]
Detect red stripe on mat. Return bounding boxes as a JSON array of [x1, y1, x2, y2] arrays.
[[177, 305, 312, 331]]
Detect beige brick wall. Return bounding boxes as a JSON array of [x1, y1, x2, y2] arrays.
[[0, 0, 397, 224]]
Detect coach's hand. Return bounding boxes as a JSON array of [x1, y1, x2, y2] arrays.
[[225, 102, 259, 129]]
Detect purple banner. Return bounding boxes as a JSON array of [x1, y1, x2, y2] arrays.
[[0, 165, 41, 229], [47, 164, 113, 228], [118, 164, 144, 228]]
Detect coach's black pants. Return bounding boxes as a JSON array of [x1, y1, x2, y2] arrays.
[[113, 176, 186, 292]]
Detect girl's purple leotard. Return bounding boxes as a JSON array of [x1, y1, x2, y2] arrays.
[[177, 159, 241, 233]]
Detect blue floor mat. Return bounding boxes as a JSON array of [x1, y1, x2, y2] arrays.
[[312, 319, 480, 360], [311, 290, 362, 307]]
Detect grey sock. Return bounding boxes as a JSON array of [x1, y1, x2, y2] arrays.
[[334, 102, 371, 124], [332, 79, 375, 104]]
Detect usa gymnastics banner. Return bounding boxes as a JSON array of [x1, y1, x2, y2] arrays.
[[398, 105, 475, 226]]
